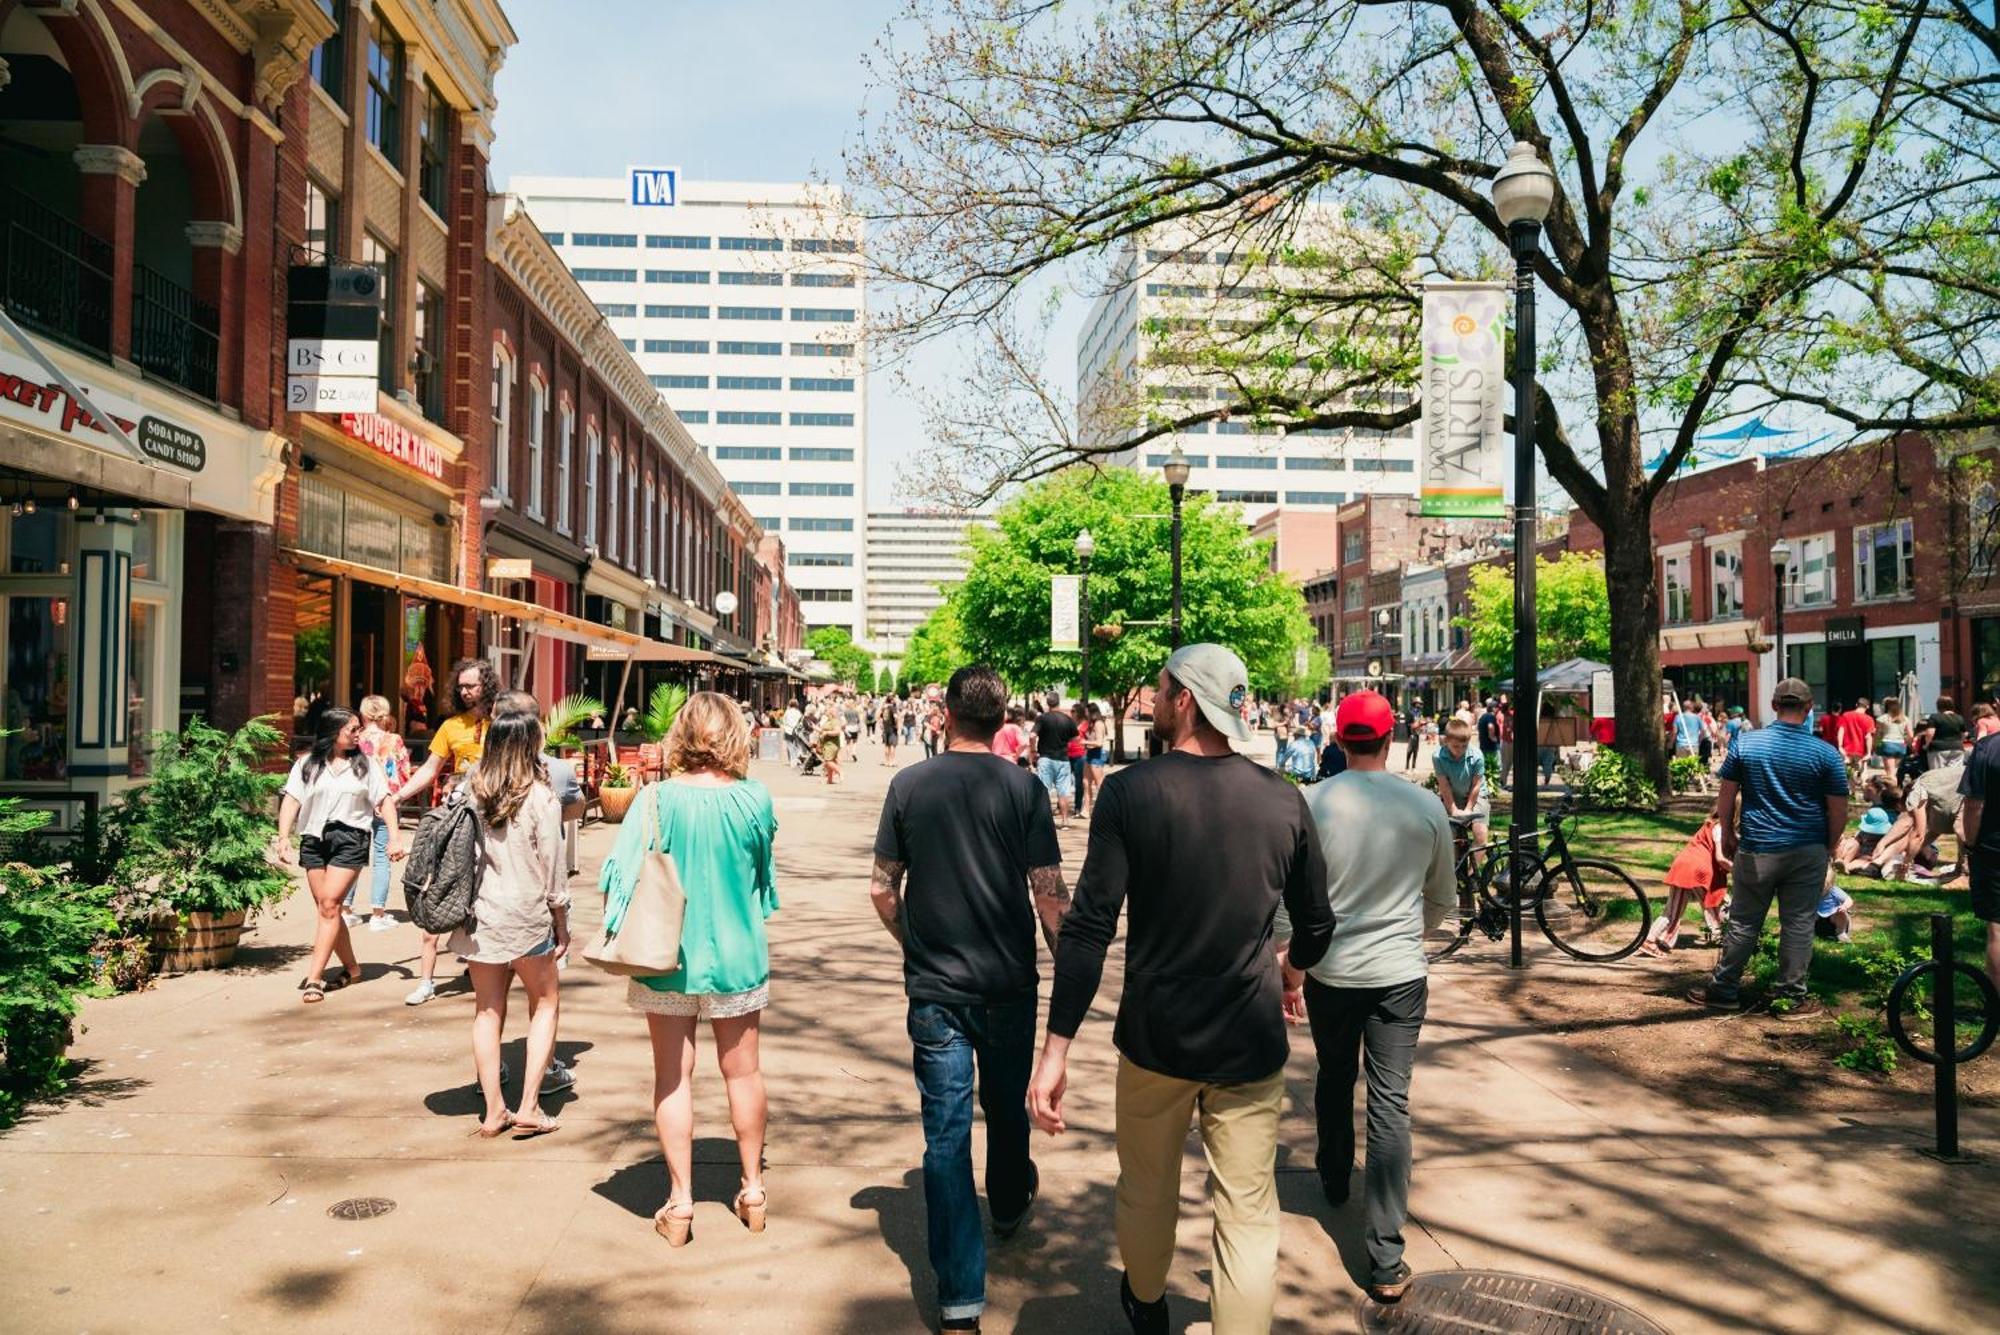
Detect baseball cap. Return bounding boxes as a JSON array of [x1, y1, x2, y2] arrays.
[[1334, 690, 1395, 742], [1773, 677, 1814, 708], [1163, 643, 1253, 745]]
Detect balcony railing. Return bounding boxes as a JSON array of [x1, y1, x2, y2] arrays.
[[131, 263, 218, 401], [0, 186, 113, 357]]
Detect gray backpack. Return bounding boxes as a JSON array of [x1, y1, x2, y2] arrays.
[[402, 789, 484, 934]]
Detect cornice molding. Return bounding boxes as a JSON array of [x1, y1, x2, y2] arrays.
[[73, 143, 145, 185]]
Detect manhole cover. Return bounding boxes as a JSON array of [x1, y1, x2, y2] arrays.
[[1357, 1270, 1671, 1334], [326, 1197, 396, 1221]]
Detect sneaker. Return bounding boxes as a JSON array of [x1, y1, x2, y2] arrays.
[[1768, 995, 1825, 1019], [366, 915, 397, 933], [541, 1058, 576, 1093], [1368, 1260, 1416, 1304], [939, 1318, 981, 1333], [1686, 985, 1744, 1011], [341, 910, 364, 927], [404, 979, 437, 1006], [992, 1161, 1038, 1239], [1119, 1272, 1168, 1335]]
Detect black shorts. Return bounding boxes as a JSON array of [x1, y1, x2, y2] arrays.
[[1971, 854, 2000, 924], [299, 821, 370, 870]]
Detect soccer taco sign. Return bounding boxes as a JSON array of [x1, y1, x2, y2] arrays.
[[1417, 281, 1508, 520]]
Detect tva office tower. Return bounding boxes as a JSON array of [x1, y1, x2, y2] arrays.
[[512, 171, 868, 642]]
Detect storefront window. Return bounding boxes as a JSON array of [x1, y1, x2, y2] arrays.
[[9, 510, 63, 574], [1869, 636, 1917, 703], [128, 601, 158, 778], [294, 573, 335, 736], [400, 600, 437, 738], [345, 492, 401, 569], [5, 596, 69, 781], [131, 512, 159, 581]]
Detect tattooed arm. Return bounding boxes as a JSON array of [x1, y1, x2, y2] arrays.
[[869, 856, 906, 945], [1029, 863, 1070, 956]]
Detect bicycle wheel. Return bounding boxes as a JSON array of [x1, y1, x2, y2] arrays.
[[1535, 858, 1652, 962], [1425, 853, 1484, 961]]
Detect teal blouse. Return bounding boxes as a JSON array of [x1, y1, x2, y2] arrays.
[[599, 777, 779, 995]]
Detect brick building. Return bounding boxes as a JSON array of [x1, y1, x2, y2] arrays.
[[1569, 431, 2000, 719], [1250, 507, 1342, 581], [1332, 494, 1506, 683]]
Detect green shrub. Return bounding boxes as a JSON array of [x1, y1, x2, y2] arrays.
[[117, 717, 290, 922], [1668, 755, 1708, 793], [0, 796, 117, 1128], [1831, 1013, 1898, 1073], [1560, 749, 1659, 810]]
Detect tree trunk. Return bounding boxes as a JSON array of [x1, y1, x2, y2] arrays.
[[1599, 491, 1670, 797]]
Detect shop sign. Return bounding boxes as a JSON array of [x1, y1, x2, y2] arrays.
[[1825, 616, 1866, 646], [488, 558, 534, 580], [0, 347, 205, 472], [628, 165, 681, 207], [338, 411, 447, 481]]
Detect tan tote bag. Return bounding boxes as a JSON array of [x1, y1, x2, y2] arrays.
[[585, 788, 687, 977]]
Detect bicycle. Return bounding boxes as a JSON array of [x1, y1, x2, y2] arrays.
[[1425, 792, 1653, 963]]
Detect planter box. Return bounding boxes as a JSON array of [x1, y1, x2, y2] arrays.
[[147, 909, 249, 972], [599, 785, 639, 823]]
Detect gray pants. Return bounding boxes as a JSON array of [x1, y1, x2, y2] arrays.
[[1303, 975, 1427, 1284], [1709, 845, 1828, 1001]]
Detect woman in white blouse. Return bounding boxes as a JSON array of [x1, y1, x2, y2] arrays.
[[276, 707, 403, 1002], [452, 708, 570, 1138]]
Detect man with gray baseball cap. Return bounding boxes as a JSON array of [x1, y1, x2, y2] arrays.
[[1028, 643, 1335, 1333]]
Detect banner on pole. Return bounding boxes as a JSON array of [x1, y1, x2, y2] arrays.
[[1418, 281, 1508, 519], [1050, 575, 1081, 651]]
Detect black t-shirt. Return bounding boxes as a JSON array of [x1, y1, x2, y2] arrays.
[[1048, 751, 1335, 1083], [1926, 711, 1967, 756], [1477, 710, 1500, 750], [1033, 710, 1078, 760], [873, 750, 1062, 1004], [1960, 734, 2000, 855]]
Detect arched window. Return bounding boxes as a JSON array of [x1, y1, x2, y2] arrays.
[[490, 345, 514, 499], [524, 375, 546, 520], [583, 426, 601, 546], [553, 399, 574, 535]]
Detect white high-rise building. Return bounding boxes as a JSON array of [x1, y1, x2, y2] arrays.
[[510, 174, 868, 640], [865, 510, 996, 655], [1075, 207, 1419, 522]]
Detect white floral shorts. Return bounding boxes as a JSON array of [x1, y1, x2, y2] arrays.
[[625, 979, 769, 1020]]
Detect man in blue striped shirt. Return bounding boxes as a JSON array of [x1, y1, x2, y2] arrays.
[[1690, 677, 1849, 1017]]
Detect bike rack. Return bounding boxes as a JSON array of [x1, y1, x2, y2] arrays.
[[1884, 913, 1999, 1159]]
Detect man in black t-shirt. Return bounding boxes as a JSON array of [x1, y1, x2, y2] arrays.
[[871, 664, 1066, 1334], [1029, 643, 1334, 1334], [1031, 692, 1080, 827], [1954, 733, 2000, 993]]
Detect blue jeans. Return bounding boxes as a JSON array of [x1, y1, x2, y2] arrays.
[[344, 819, 392, 911], [908, 998, 1036, 1322]]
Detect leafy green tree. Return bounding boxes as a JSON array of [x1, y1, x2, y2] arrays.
[[806, 626, 873, 686], [850, 0, 1999, 789], [876, 665, 898, 695], [900, 600, 966, 693], [950, 469, 1313, 754], [1458, 552, 1612, 679]]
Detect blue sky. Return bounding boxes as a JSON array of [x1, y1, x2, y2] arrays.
[[489, 0, 1036, 508]]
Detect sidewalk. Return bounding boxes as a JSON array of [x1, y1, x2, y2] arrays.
[[1, 753, 1993, 1332]]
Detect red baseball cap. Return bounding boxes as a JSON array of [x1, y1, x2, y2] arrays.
[[1334, 690, 1395, 742]]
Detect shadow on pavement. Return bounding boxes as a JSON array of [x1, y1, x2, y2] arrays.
[[418, 1037, 596, 1118], [593, 1135, 763, 1219]]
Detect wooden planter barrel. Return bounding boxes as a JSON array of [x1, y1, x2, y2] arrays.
[[599, 784, 638, 823], [148, 909, 249, 972]]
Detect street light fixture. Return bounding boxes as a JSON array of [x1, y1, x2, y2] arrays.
[[1770, 537, 1793, 694], [1075, 529, 1095, 706], [1491, 140, 1555, 971], [1162, 445, 1190, 649]]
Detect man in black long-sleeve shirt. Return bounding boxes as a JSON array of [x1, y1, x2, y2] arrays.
[[1029, 643, 1335, 1334]]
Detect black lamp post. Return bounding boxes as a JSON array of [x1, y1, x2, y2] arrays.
[[1770, 537, 1793, 699], [1075, 528, 1095, 707], [1163, 444, 1190, 649], [1492, 140, 1556, 971]]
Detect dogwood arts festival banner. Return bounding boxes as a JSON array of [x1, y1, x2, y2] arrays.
[[1418, 281, 1508, 519]]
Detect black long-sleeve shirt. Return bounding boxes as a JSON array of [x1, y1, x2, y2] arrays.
[[1047, 751, 1335, 1084]]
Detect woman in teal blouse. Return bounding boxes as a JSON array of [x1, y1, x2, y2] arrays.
[[599, 691, 779, 1246]]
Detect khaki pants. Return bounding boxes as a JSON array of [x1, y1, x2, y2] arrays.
[[1115, 1056, 1284, 1334]]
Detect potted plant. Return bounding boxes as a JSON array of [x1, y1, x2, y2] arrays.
[[599, 762, 638, 823], [543, 693, 605, 755], [119, 717, 292, 972]]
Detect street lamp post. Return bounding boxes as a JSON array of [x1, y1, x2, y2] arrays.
[[1075, 529, 1095, 707], [1163, 444, 1190, 650], [1770, 537, 1793, 701], [1492, 140, 1556, 971]]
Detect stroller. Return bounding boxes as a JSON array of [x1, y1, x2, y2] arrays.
[[789, 723, 823, 775]]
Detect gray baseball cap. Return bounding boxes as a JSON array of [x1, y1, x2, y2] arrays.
[[1164, 643, 1253, 745], [1773, 676, 1814, 708]]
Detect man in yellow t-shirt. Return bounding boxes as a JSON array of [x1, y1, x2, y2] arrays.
[[390, 657, 498, 1006]]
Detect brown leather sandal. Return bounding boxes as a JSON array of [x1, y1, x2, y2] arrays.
[[654, 1200, 694, 1247], [733, 1186, 767, 1233]]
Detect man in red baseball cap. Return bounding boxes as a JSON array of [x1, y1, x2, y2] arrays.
[[1275, 688, 1458, 1306]]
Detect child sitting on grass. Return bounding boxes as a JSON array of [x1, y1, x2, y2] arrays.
[[1641, 812, 1730, 957], [1835, 777, 1901, 872], [1816, 871, 1855, 944]]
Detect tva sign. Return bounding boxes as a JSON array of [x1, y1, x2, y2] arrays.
[[628, 166, 681, 207]]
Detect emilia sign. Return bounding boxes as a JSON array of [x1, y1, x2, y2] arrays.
[[1417, 281, 1508, 519], [338, 411, 447, 481], [628, 165, 681, 207]]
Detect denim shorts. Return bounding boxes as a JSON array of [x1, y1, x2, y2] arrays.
[[1879, 740, 1907, 757], [520, 933, 560, 959], [1035, 756, 1076, 799]]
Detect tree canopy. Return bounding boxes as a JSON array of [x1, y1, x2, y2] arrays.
[[898, 598, 966, 691], [940, 469, 1317, 709], [848, 0, 2000, 784], [1459, 552, 1613, 676], [806, 626, 873, 687]]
